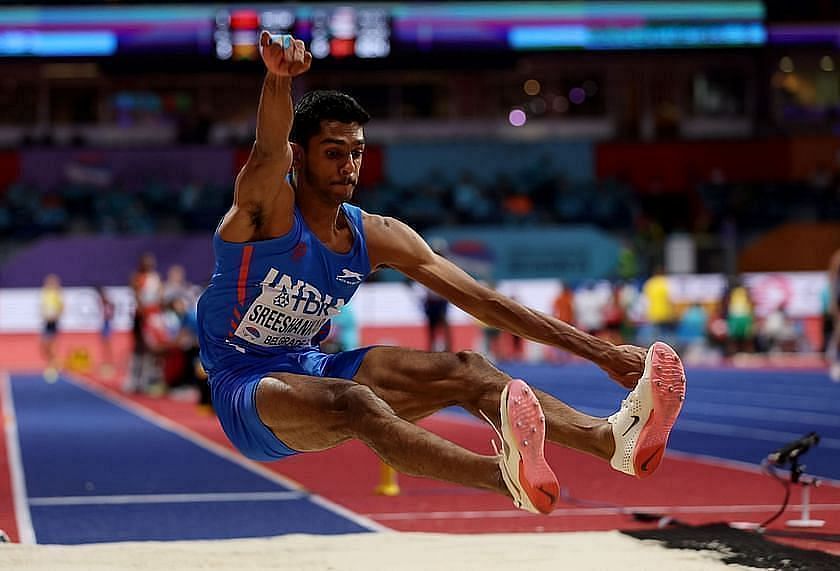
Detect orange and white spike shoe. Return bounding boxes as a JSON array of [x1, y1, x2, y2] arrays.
[[608, 341, 686, 478], [489, 379, 559, 514]]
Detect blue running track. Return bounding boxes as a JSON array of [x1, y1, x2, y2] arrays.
[[10, 373, 375, 544], [494, 362, 840, 481]]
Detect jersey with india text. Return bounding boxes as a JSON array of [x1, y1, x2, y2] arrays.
[[196, 203, 370, 377]]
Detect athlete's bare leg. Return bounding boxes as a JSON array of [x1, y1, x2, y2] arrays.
[[353, 347, 615, 460], [255, 374, 508, 495]]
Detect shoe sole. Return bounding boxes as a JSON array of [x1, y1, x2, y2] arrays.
[[500, 379, 559, 514], [633, 342, 686, 478]]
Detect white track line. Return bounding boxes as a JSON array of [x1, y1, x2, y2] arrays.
[[437, 409, 840, 454], [503, 404, 840, 450], [1, 371, 36, 544], [366, 503, 840, 521], [433, 411, 840, 486], [63, 373, 389, 533], [29, 491, 304, 506], [549, 399, 840, 428], [687, 403, 840, 427], [675, 419, 840, 449], [665, 449, 840, 486], [671, 388, 839, 411]]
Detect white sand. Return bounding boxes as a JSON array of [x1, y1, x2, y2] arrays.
[[0, 531, 753, 571]]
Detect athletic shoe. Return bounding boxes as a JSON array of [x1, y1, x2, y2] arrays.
[[608, 342, 686, 478], [485, 379, 559, 514]]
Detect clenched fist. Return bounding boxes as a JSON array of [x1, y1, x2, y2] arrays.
[[259, 31, 312, 77]]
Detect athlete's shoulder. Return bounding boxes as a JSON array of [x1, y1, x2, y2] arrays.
[[361, 213, 428, 270], [360, 209, 411, 228], [361, 211, 410, 240]]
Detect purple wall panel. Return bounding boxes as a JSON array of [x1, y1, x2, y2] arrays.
[[0, 235, 214, 287], [19, 148, 233, 191]]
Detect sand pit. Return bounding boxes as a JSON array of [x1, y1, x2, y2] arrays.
[[0, 531, 750, 570]]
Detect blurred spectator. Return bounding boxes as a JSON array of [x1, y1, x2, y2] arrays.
[[162, 264, 197, 307], [573, 282, 606, 336], [35, 194, 68, 233], [676, 303, 709, 361], [40, 273, 64, 382], [507, 292, 525, 360], [822, 278, 834, 354], [617, 280, 641, 343], [502, 191, 535, 225], [478, 318, 500, 362], [453, 171, 491, 223], [641, 266, 674, 343], [422, 286, 451, 352], [551, 282, 575, 325], [476, 280, 501, 361], [758, 302, 798, 354], [828, 248, 840, 381], [726, 281, 755, 355], [677, 303, 708, 345], [162, 295, 205, 405], [125, 252, 163, 394], [334, 302, 360, 352], [602, 284, 625, 344], [616, 243, 640, 281], [550, 281, 576, 362], [96, 285, 115, 378], [420, 242, 453, 352], [708, 306, 729, 356], [322, 302, 359, 354]]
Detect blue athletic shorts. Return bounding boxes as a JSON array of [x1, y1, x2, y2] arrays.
[[209, 347, 372, 462]]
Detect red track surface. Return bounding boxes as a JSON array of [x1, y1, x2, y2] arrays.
[[0, 373, 18, 542], [1, 333, 839, 556]]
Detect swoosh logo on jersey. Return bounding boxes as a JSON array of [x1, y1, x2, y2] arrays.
[[225, 339, 246, 353], [640, 447, 663, 472], [336, 268, 364, 285], [622, 415, 640, 437]]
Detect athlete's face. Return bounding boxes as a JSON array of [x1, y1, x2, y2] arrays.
[[295, 121, 364, 204]]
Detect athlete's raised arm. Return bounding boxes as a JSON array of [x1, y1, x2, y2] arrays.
[[365, 213, 647, 388], [219, 32, 312, 243]]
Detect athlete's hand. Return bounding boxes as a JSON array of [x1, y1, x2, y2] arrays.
[[599, 344, 647, 389], [259, 31, 312, 77]]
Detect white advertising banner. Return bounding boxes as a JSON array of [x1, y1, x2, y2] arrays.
[[0, 271, 827, 333]]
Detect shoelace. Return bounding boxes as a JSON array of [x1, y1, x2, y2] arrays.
[[609, 391, 639, 426], [478, 409, 524, 510], [618, 388, 641, 414], [478, 409, 505, 458]]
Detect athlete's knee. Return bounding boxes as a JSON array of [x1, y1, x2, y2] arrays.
[[332, 383, 395, 433], [453, 350, 510, 404], [454, 350, 498, 377]]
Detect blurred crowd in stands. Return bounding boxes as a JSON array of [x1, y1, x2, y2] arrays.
[[0, 180, 231, 238], [546, 273, 814, 365], [3, 154, 839, 267]]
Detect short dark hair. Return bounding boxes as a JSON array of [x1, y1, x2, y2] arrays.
[[290, 90, 370, 146]]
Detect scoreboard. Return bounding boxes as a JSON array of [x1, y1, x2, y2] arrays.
[[213, 6, 390, 61]]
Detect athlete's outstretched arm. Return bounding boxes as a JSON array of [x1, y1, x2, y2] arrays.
[[219, 32, 312, 243], [365, 214, 646, 388]]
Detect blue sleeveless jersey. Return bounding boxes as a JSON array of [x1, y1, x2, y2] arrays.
[[196, 203, 370, 377]]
